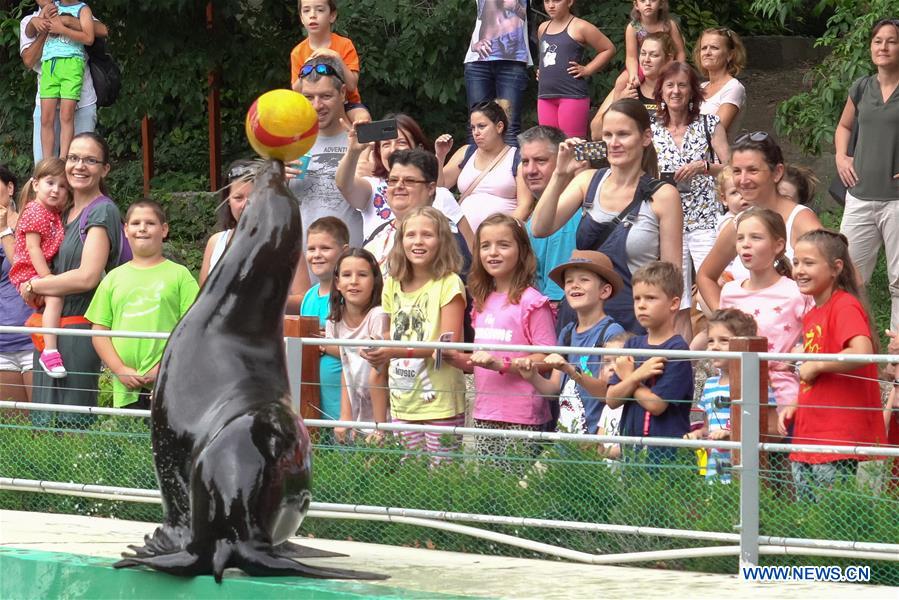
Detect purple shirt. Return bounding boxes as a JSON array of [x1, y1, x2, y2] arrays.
[[0, 245, 34, 352]]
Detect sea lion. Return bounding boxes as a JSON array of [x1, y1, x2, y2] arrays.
[[114, 160, 383, 582]]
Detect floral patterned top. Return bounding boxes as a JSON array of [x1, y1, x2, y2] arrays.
[[651, 114, 720, 232]]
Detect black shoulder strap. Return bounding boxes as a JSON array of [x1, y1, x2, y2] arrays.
[[582, 168, 609, 213], [362, 219, 393, 247], [563, 319, 613, 349], [458, 143, 478, 170], [511, 147, 521, 177]]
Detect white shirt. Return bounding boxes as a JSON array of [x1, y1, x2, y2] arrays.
[[20, 12, 97, 108]]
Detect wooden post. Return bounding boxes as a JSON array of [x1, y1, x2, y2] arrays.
[[729, 337, 773, 478], [283, 316, 321, 428], [206, 1, 222, 192], [141, 116, 154, 196]]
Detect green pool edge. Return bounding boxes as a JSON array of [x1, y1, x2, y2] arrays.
[[0, 546, 476, 599]]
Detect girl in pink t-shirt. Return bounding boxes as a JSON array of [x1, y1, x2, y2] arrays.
[[446, 213, 556, 457], [9, 158, 70, 378], [719, 207, 812, 411]]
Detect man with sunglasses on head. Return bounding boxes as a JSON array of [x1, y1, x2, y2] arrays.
[[288, 56, 364, 281]]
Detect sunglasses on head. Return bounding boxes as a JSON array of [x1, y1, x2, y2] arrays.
[[227, 165, 254, 181], [300, 63, 344, 83], [734, 131, 771, 144]]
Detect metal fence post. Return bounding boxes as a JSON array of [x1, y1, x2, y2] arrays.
[[738, 349, 760, 569], [286, 336, 303, 414]]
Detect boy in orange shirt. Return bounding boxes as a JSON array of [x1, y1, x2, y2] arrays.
[[290, 0, 369, 121]]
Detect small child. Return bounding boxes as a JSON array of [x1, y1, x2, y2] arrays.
[[686, 309, 776, 483], [325, 248, 389, 443], [620, 0, 686, 89], [301, 216, 350, 421], [519, 250, 625, 434], [38, 0, 95, 158], [445, 213, 556, 457], [9, 158, 70, 378], [714, 166, 748, 285], [783, 230, 887, 500], [536, 0, 615, 138], [290, 0, 369, 121], [594, 332, 635, 459], [364, 207, 467, 464], [778, 164, 819, 206], [607, 261, 693, 463], [85, 201, 199, 408]]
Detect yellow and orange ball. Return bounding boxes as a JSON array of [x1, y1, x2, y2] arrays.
[[245, 89, 318, 163]]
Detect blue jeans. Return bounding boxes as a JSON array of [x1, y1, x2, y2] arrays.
[[464, 60, 529, 146], [32, 102, 98, 162]]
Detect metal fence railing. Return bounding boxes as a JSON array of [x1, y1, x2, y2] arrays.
[[0, 325, 897, 585]]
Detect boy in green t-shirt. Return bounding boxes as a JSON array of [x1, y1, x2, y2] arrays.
[[85, 200, 199, 408]]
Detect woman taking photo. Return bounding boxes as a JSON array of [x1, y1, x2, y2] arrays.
[[590, 32, 676, 137], [697, 132, 822, 310], [0, 166, 35, 404], [22, 133, 124, 421], [440, 100, 531, 231], [652, 62, 730, 299], [335, 113, 473, 248], [694, 27, 747, 138], [836, 18, 899, 332], [531, 98, 683, 333]]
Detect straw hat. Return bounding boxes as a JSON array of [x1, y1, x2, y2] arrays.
[[547, 250, 623, 297]]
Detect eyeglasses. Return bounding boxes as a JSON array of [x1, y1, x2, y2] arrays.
[[227, 165, 255, 180], [386, 176, 429, 188], [66, 154, 103, 166], [734, 131, 770, 144], [299, 63, 344, 83]]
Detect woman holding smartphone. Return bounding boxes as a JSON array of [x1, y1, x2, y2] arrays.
[[531, 98, 683, 333], [335, 113, 474, 248], [651, 62, 730, 309]]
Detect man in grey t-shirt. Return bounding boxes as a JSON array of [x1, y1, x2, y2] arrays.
[[289, 55, 363, 282]]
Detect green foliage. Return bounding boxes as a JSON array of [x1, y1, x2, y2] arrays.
[[751, 0, 894, 155]]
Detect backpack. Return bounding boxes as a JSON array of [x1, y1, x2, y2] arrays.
[[551, 319, 616, 432], [459, 143, 522, 177], [85, 37, 122, 107], [79, 196, 132, 266]]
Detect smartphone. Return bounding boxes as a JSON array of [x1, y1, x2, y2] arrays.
[[356, 119, 398, 144], [289, 155, 312, 180], [660, 171, 676, 185], [434, 332, 454, 370], [574, 141, 607, 163]]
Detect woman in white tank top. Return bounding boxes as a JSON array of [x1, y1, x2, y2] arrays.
[[697, 132, 821, 311]]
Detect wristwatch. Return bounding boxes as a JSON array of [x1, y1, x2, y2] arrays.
[[0, 227, 13, 239]]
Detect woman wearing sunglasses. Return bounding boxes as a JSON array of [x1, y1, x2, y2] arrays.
[[697, 132, 822, 311], [23, 132, 128, 423], [335, 113, 474, 249], [836, 18, 899, 332], [439, 100, 531, 232]]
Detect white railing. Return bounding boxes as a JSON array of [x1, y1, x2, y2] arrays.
[[1, 324, 897, 573]]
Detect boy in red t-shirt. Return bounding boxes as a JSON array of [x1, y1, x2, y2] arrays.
[[290, 0, 369, 122]]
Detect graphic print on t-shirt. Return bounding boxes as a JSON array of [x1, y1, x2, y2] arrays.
[[390, 291, 437, 402]]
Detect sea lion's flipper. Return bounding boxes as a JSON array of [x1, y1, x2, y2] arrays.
[[273, 540, 347, 559], [123, 524, 191, 558], [115, 550, 206, 578], [232, 541, 388, 581]]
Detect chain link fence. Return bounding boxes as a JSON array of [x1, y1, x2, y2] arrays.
[[0, 329, 897, 585]]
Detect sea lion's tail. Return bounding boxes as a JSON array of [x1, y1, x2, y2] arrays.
[[226, 539, 388, 582]]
